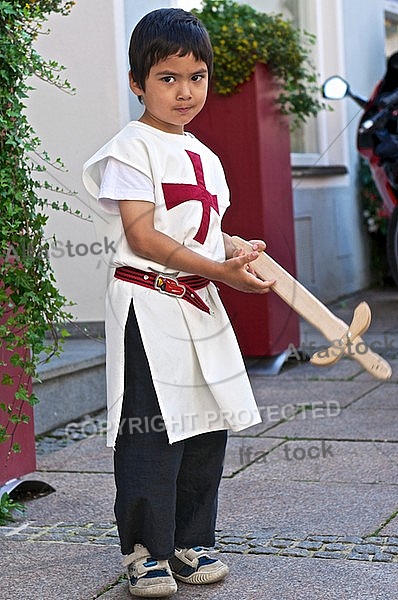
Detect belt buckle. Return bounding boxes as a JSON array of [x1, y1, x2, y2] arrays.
[[154, 274, 186, 298]]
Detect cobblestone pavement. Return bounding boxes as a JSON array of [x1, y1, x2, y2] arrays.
[[34, 408, 108, 456], [2, 522, 398, 563]]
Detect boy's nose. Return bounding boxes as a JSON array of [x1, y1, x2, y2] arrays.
[[177, 82, 192, 100]]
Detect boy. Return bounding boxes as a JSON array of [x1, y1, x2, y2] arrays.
[[83, 8, 274, 598]]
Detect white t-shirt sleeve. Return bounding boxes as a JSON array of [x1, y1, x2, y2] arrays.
[[98, 156, 155, 214]]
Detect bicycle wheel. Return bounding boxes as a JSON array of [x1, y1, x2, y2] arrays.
[[386, 205, 398, 286]]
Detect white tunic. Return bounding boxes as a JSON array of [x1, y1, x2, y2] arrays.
[[83, 121, 261, 447]]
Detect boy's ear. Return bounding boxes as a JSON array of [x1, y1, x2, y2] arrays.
[[129, 71, 143, 97]]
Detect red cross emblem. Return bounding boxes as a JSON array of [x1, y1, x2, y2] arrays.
[[162, 150, 219, 245]]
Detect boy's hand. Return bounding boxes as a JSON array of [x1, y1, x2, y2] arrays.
[[248, 239, 267, 253], [219, 247, 276, 294], [232, 239, 266, 276]]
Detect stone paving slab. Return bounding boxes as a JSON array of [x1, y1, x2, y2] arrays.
[[380, 516, 398, 536], [99, 553, 398, 600], [279, 358, 364, 381], [261, 405, 398, 442], [37, 433, 280, 480], [37, 434, 113, 474], [348, 382, 398, 410], [249, 377, 328, 405], [250, 377, 377, 409], [223, 437, 284, 477], [228, 420, 284, 438], [217, 477, 398, 537], [230, 380, 367, 438], [36, 432, 281, 479], [44, 426, 398, 487], [238, 440, 398, 484], [18, 471, 115, 524], [1, 539, 121, 600]]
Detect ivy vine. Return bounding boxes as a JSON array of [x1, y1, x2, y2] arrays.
[[0, 1, 75, 454]]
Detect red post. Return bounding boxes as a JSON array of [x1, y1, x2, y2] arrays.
[[0, 330, 36, 487], [190, 64, 300, 356]]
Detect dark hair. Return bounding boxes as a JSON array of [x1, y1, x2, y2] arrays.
[[129, 8, 213, 91]]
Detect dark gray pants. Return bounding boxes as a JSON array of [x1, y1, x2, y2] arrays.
[[114, 300, 227, 560]]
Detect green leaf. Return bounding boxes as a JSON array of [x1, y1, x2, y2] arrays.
[[1, 374, 14, 386], [9, 414, 21, 424]]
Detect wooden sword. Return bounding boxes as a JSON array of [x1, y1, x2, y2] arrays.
[[232, 236, 392, 380]]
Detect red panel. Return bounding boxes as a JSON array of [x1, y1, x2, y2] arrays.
[[189, 64, 300, 356], [0, 337, 36, 486]]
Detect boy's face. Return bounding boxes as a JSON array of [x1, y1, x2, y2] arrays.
[[129, 53, 209, 135]]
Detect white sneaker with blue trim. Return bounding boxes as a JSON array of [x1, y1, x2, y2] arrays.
[[169, 546, 229, 584], [123, 544, 177, 598]]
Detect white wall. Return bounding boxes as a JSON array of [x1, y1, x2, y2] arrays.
[[28, 0, 131, 323], [292, 0, 386, 300], [342, 0, 386, 167], [28, 0, 200, 323]]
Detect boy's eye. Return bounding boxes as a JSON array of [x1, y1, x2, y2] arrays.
[[192, 74, 204, 82], [161, 76, 176, 83]]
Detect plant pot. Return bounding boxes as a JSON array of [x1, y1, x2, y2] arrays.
[[189, 63, 300, 357], [0, 322, 36, 487]]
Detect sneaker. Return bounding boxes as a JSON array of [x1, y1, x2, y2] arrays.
[[169, 546, 229, 585], [123, 544, 177, 598]]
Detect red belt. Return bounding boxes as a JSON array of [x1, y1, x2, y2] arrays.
[[114, 266, 211, 314]]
